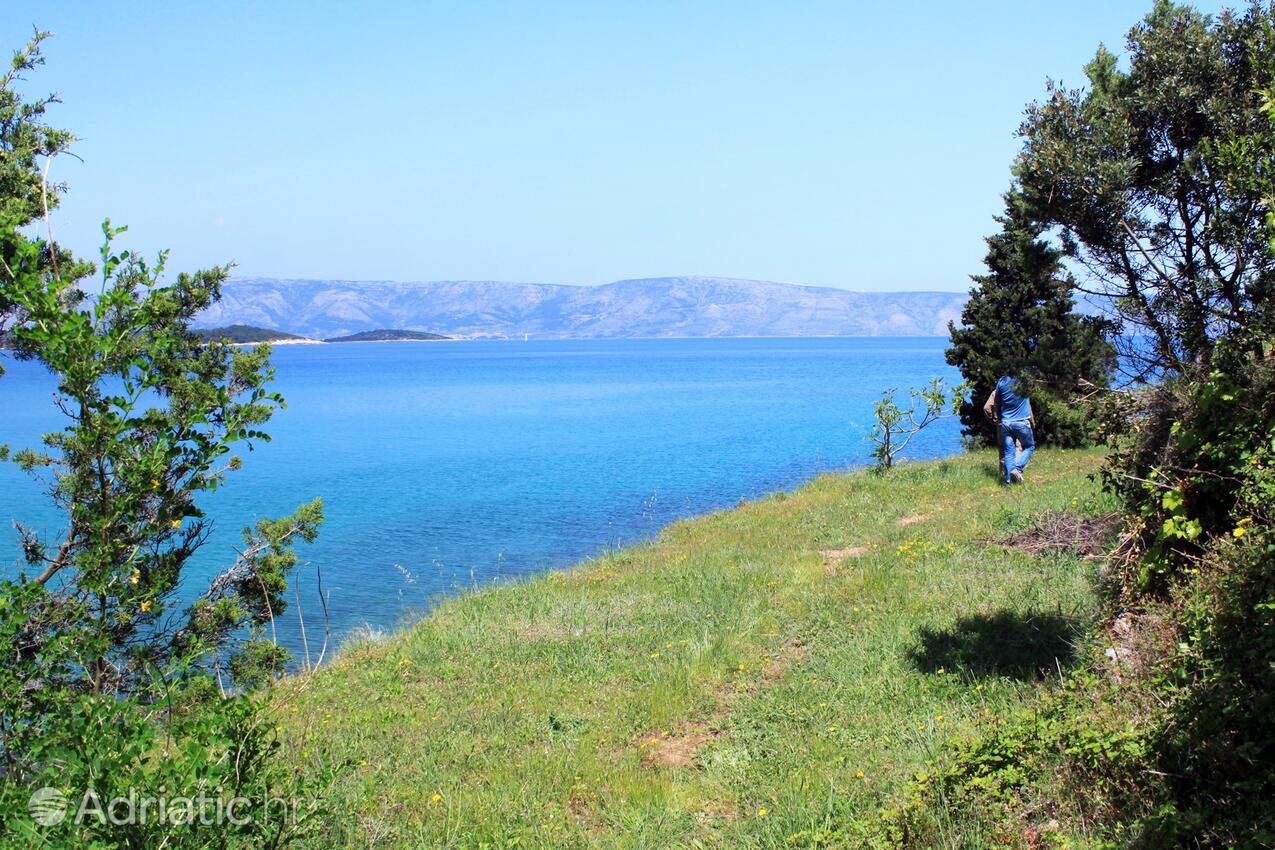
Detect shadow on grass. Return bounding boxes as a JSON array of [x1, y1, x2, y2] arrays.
[[909, 609, 1079, 681]]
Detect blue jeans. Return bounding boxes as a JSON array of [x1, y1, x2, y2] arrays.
[[1000, 420, 1035, 483]]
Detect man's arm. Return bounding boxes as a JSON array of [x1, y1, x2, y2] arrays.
[[982, 389, 998, 422]]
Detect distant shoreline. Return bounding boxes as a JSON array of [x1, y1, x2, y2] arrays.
[[224, 337, 463, 347], [217, 333, 955, 344]]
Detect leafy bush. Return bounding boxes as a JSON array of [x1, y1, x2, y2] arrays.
[[0, 582, 337, 848], [1103, 351, 1275, 596]]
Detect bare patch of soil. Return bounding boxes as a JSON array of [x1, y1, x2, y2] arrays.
[[636, 636, 810, 769], [994, 511, 1123, 558], [820, 546, 869, 561], [699, 800, 740, 822], [820, 546, 870, 574], [899, 513, 931, 527], [639, 725, 716, 768]]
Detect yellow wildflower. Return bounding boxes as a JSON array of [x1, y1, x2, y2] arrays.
[[130, 569, 140, 586], [170, 519, 182, 529], [936, 667, 945, 675], [430, 793, 442, 804], [856, 770, 865, 778], [1233, 527, 1247, 538], [139, 600, 152, 613], [151, 479, 160, 489], [649, 652, 661, 659], [757, 808, 768, 818]]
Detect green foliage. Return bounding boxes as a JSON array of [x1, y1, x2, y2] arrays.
[[0, 34, 330, 846], [1105, 349, 1275, 595], [946, 192, 1115, 448], [896, 526, 1275, 849], [885, 664, 1165, 849], [868, 377, 968, 470], [1016, 2, 1275, 373], [0, 30, 91, 355], [2, 223, 323, 693], [0, 584, 337, 848], [0, 32, 73, 228], [1145, 536, 1275, 847], [0, 221, 331, 844]]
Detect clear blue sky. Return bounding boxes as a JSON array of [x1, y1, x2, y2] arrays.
[[6, 1, 1231, 291]]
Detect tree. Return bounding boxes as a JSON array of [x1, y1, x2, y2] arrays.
[[1, 227, 330, 850], [0, 36, 332, 846], [3, 221, 323, 692], [946, 192, 1115, 447], [1015, 1, 1275, 375], [868, 378, 967, 470]]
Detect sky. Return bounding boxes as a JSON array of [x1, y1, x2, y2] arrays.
[[5, 1, 1234, 292]]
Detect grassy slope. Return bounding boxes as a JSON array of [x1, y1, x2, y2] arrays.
[[281, 448, 1113, 848]]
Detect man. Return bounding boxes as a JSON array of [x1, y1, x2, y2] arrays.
[[983, 375, 1035, 484]]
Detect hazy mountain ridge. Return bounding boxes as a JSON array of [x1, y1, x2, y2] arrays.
[[196, 276, 968, 339]]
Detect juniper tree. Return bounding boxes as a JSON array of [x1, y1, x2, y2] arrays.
[[946, 192, 1114, 447]]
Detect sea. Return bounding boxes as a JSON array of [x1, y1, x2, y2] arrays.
[[0, 337, 963, 660]]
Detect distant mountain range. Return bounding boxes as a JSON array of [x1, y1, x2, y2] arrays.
[[195, 276, 968, 339]]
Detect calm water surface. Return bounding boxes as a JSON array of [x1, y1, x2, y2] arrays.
[[0, 337, 962, 658]]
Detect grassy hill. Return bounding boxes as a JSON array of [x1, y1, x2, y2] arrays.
[[279, 449, 1113, 848]]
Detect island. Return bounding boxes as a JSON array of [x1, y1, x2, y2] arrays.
[[322, 329, 451, 343], [193, 325, 316, 344]]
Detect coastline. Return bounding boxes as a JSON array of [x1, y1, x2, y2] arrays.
[[277, 448, 1110, 846]]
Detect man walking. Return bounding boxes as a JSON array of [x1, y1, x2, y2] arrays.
[[983, 375, 1035, 484]]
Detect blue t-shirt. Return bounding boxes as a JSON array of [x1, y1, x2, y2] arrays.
[[996, 376, 1032, 423]]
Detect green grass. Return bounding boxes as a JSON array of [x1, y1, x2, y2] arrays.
[[279, 449, 1114, 848]]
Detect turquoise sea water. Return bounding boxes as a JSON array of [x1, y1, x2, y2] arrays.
[[0, 337, 962, 659]]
